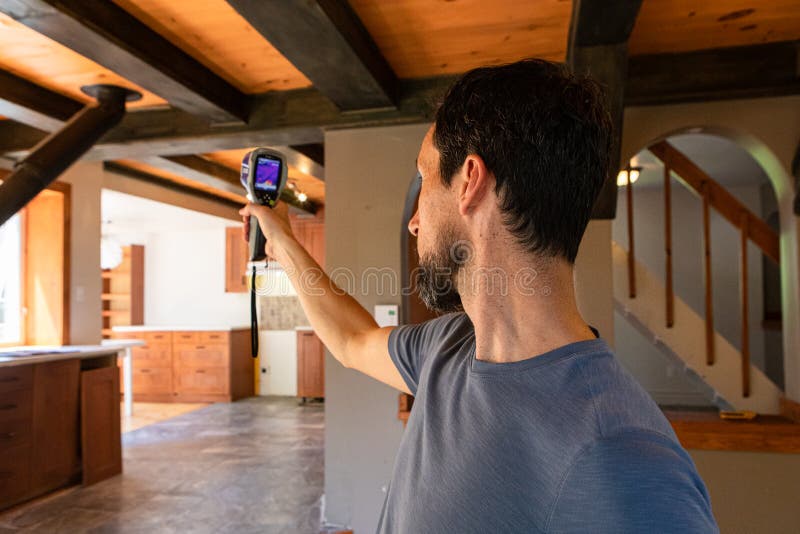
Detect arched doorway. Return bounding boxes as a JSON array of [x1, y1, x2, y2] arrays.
[[613, 132, 785, 410]]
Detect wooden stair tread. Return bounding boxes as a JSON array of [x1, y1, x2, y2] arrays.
[[664, 409, 800, 453]]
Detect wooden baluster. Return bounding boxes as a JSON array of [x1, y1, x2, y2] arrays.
[[702, 181, 715, 365], [664, 165, 674, 328], [626, 168, 636, 299], [740, 211, 751, 397]]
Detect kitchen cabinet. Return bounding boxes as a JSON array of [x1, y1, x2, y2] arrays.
[[0, 365, 33, 507], [113, 328, 253, 403], [290, 213, 325, 269], [225, 227, 249, 293], [81, 366, 122, 485], [296, 330, 324, 401], [0, 354, 120, 511], [30, 360, 81, 495]]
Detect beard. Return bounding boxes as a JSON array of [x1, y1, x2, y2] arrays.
[[414, 224, 471, 314]]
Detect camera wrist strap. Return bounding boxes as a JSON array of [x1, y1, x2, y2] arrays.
[[250, 264, 259, 358]]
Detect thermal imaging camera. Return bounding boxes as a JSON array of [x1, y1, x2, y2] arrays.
[[240, 148, 288, 261]]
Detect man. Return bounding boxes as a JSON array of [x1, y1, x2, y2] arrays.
[[241, 59, 718, 533]]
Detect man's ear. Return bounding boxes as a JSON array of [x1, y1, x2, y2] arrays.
[[457, 155, 493, 216]]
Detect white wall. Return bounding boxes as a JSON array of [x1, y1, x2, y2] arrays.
[[105, 227, 250, 327]]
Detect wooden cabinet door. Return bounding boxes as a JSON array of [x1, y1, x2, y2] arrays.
[[31, 360, 80, 494], [80, 367, 122, 486], [225, 227, 248, 293], [307, 222, 325, 268], [297, 331, 324, 398]]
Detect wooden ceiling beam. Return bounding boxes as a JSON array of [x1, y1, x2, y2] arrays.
[[568, 0, 644, 220], [103, 161, 244, 211], [0, 77, 453, 160], [273, 146, 325, 182], [627, 40, 800, 106], [0, 0, 249, 123], [290, 144, 325, 167], [142, 155, 318, 214], [225, 0, 397, 110], [0, 68, 83, 131]]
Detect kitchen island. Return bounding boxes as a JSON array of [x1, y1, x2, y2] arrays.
[[0, 345, 123, 511]]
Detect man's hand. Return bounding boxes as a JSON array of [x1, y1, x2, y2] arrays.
[[239, 202, 294, 263]]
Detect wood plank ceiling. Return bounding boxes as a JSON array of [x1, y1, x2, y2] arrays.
[[630, 0, 800, 54], [1, 0, 799, 207], [110, 0, 312, 94], [0, 13, 163, 108]]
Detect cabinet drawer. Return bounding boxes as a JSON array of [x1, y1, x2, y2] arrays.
[[0, 444, 31, 506], [0, 418, 32, 450], [145, 331, 171, 344], [132, 367, 172, 395], [199, 331, 228, 344], [0, 366, 33, 394], [173, 344, 228, 367], [0, 389, 32, 424], [131, 345, 172, 368], [174, 367, 228, 395], [173, 331, 200, 343]]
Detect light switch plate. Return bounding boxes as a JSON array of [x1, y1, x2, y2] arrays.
[[374, 304, 399, 327]]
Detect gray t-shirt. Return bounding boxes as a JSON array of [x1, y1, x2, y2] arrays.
[[376, 312, 718, 533]]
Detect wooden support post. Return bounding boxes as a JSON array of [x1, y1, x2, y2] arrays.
[[664, 165, 674, 327], [702, 182, 715, 365], [740, 211, 751, 398], [626, 169, 636, 298]]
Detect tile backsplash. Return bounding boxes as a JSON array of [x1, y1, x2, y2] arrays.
[[259, 296, 309, 330]]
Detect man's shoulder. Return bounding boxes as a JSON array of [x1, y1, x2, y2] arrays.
[[548, 428, 718, 533]]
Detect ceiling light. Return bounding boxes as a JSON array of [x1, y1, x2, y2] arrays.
[[296, 192, 308, 203], [617, 166, 641, 186]]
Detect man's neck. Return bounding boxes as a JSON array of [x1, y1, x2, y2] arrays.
[[458, 251, 595, 364]]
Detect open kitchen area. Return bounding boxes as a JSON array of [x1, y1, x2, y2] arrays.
[[0, 178, 327, 530]]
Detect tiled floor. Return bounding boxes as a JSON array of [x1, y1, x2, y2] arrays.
[[121, 402, 209, 433], [0, 397, 324, 533]]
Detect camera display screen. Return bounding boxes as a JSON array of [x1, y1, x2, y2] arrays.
[[254, 156, 281, 193]]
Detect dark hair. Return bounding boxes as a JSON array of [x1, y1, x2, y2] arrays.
[[433, 58, 612, 263]]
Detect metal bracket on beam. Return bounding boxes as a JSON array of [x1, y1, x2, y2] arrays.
[[0, 84, 141, 226]]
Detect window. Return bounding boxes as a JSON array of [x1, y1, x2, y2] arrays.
[[0, 213, 23, 345]]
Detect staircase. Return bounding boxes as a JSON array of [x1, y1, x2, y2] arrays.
[[614, 140, 785, 414], [612, 241, 782, 413]]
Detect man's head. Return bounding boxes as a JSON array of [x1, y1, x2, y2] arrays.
[[410, 58, 612, 313]]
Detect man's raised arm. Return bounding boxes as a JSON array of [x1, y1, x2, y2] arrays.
[[240, 202, 410, 395]]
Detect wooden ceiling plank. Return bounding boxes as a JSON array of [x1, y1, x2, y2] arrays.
[[0, 68, 83, 131], [224, 0, 397, 110], [0, 0, 249, 123], [627, 40, 800, 106]]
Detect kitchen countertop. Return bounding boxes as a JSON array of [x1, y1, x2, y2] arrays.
[[0, 345, 125, 368], [112, 325, 250, 332], [294, 326, 313, 332]]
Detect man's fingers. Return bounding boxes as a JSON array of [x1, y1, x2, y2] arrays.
[[242, 214, 249, 242]]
